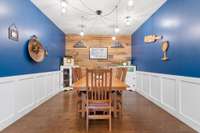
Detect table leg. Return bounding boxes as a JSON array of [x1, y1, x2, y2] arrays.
[[114, 91, 117, 118], [81, 93, 85, 118]]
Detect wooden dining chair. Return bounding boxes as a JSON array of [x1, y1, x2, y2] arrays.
[[72, 67, 85, 116], [115, 68, 123, 80], [72, 67, 82, 83], [115, 67, 128, 117], [86, 68, 112, 131]]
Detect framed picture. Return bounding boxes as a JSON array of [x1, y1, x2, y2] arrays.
[[89, 48, 108, 60]]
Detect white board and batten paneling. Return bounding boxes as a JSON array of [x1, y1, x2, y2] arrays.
[[136, 71, 200, 132], [0, 71, 63, 131]]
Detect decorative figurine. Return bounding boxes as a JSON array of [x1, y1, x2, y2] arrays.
[[161, 41, 169, 61]]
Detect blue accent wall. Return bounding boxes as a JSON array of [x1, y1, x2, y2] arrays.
[[0, 0, 65, 77], [132, 0, 200, 77]]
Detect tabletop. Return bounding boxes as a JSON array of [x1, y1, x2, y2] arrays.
[[72, 77, 128, 91]]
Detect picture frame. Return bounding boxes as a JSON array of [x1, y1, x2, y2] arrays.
[[89, 47, 108, 60]]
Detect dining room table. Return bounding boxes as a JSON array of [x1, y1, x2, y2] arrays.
[[72, 76, 128, 118]]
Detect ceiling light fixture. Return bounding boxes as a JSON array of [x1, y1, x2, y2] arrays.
[[61, 0, 67, 13], [114, 5, 120, 34], [114, 27, 120, 33], [112, 36, 116, 41], [80, 31, 84, 36], [128, 0, 134, 7], [125, 16, 132, 25], [62, 8, 66, 13], [61, 0, 67, 7], [79, 16, 85, 37]]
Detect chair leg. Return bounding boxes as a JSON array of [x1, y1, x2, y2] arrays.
[[118, 102, 123, 119], [82, 100, 85, 118], [114, 92, 117, 118], [77, 102, 80, 116], [121, 102, 123, 118], [109, 117, 112, 131], [109, 109, 112, 132], [120, 93, 123, 118], [86, 109, 89, 132]]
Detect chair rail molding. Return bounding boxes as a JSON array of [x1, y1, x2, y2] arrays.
[[136, 71, 200, 132], [0, 71, 62, 131]]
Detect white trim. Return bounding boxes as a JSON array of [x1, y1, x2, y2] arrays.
[[136, 71, 200, 132], [0, 71, 62, 131]]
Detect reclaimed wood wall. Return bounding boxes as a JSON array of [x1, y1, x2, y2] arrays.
[[65, 34, 131, 68]]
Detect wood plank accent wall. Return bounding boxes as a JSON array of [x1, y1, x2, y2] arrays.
[[65, 34, 131, 68]]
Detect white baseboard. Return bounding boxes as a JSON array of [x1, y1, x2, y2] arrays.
[[0, 71, 63, 131], [136, 71, 200, 132]]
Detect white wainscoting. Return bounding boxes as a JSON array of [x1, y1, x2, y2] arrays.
[[0, 71, 62, 131], [136, 71, 200, 132]]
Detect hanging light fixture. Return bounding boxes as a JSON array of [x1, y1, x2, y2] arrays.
[[80, 30, 84, 36], [61, 0, 67, 7], [114, 5, 120, 34], [112, 36, 116, 41], [114, 27, 120, 33], [62, 8, 66, 13], [61, 0, 67, 13], [128, 0, 134, 7], [125, 16, 132, 25], [79, 16, 85, 37]]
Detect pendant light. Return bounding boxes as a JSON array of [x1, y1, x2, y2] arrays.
[[61, 0, 67, 13], [114, 27, 120, 33], [125, 16, 132, 25], [114, 5, 120, 34], [79, 16, 85, 37], [80, 31, 84, 36], [73, 16, 87, 48], [112, 36, 116, 41], [128, 0, 134, 7]]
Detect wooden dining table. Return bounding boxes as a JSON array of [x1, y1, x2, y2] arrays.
[[72, 76, 128, 118], [73, 76, 128, 91]]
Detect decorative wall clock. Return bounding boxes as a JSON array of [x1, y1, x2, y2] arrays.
[[28, 35, 46, 63]]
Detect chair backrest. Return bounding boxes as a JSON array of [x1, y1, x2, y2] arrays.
[[72, 67, 82, 82], [86, 69, 112, 102], [115, 67, 128, 82], [115, 68, 123, 80], [121, 68, 128, 82]]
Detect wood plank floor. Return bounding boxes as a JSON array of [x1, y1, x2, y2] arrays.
[[2, 91, 196, 133]]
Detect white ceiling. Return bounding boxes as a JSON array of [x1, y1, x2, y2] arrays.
[[31, 0, 166, 35]]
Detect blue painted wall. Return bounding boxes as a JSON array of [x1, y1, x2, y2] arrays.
[[132, 0, 200, 77], [0, 0, 65, 77]]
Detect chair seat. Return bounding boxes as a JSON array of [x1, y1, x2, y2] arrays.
[[88, 115, 110, 120], [88, 103, 110, 109]]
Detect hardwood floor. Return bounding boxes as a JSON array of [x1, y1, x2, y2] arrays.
[[2, 91, 196, 133]]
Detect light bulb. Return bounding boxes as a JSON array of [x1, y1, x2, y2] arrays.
[[62, 8, 66, 13], [112, 36, 116, 41], [128, 0, 134, 7], [125, 16, 132, 25], [61, 0, 67, 7], [126, 21, 131, 25], [114, 27, 120, 33], [80, 31, 84, 36]]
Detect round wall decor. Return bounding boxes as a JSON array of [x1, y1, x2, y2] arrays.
[[28, 35, 45, 63]]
